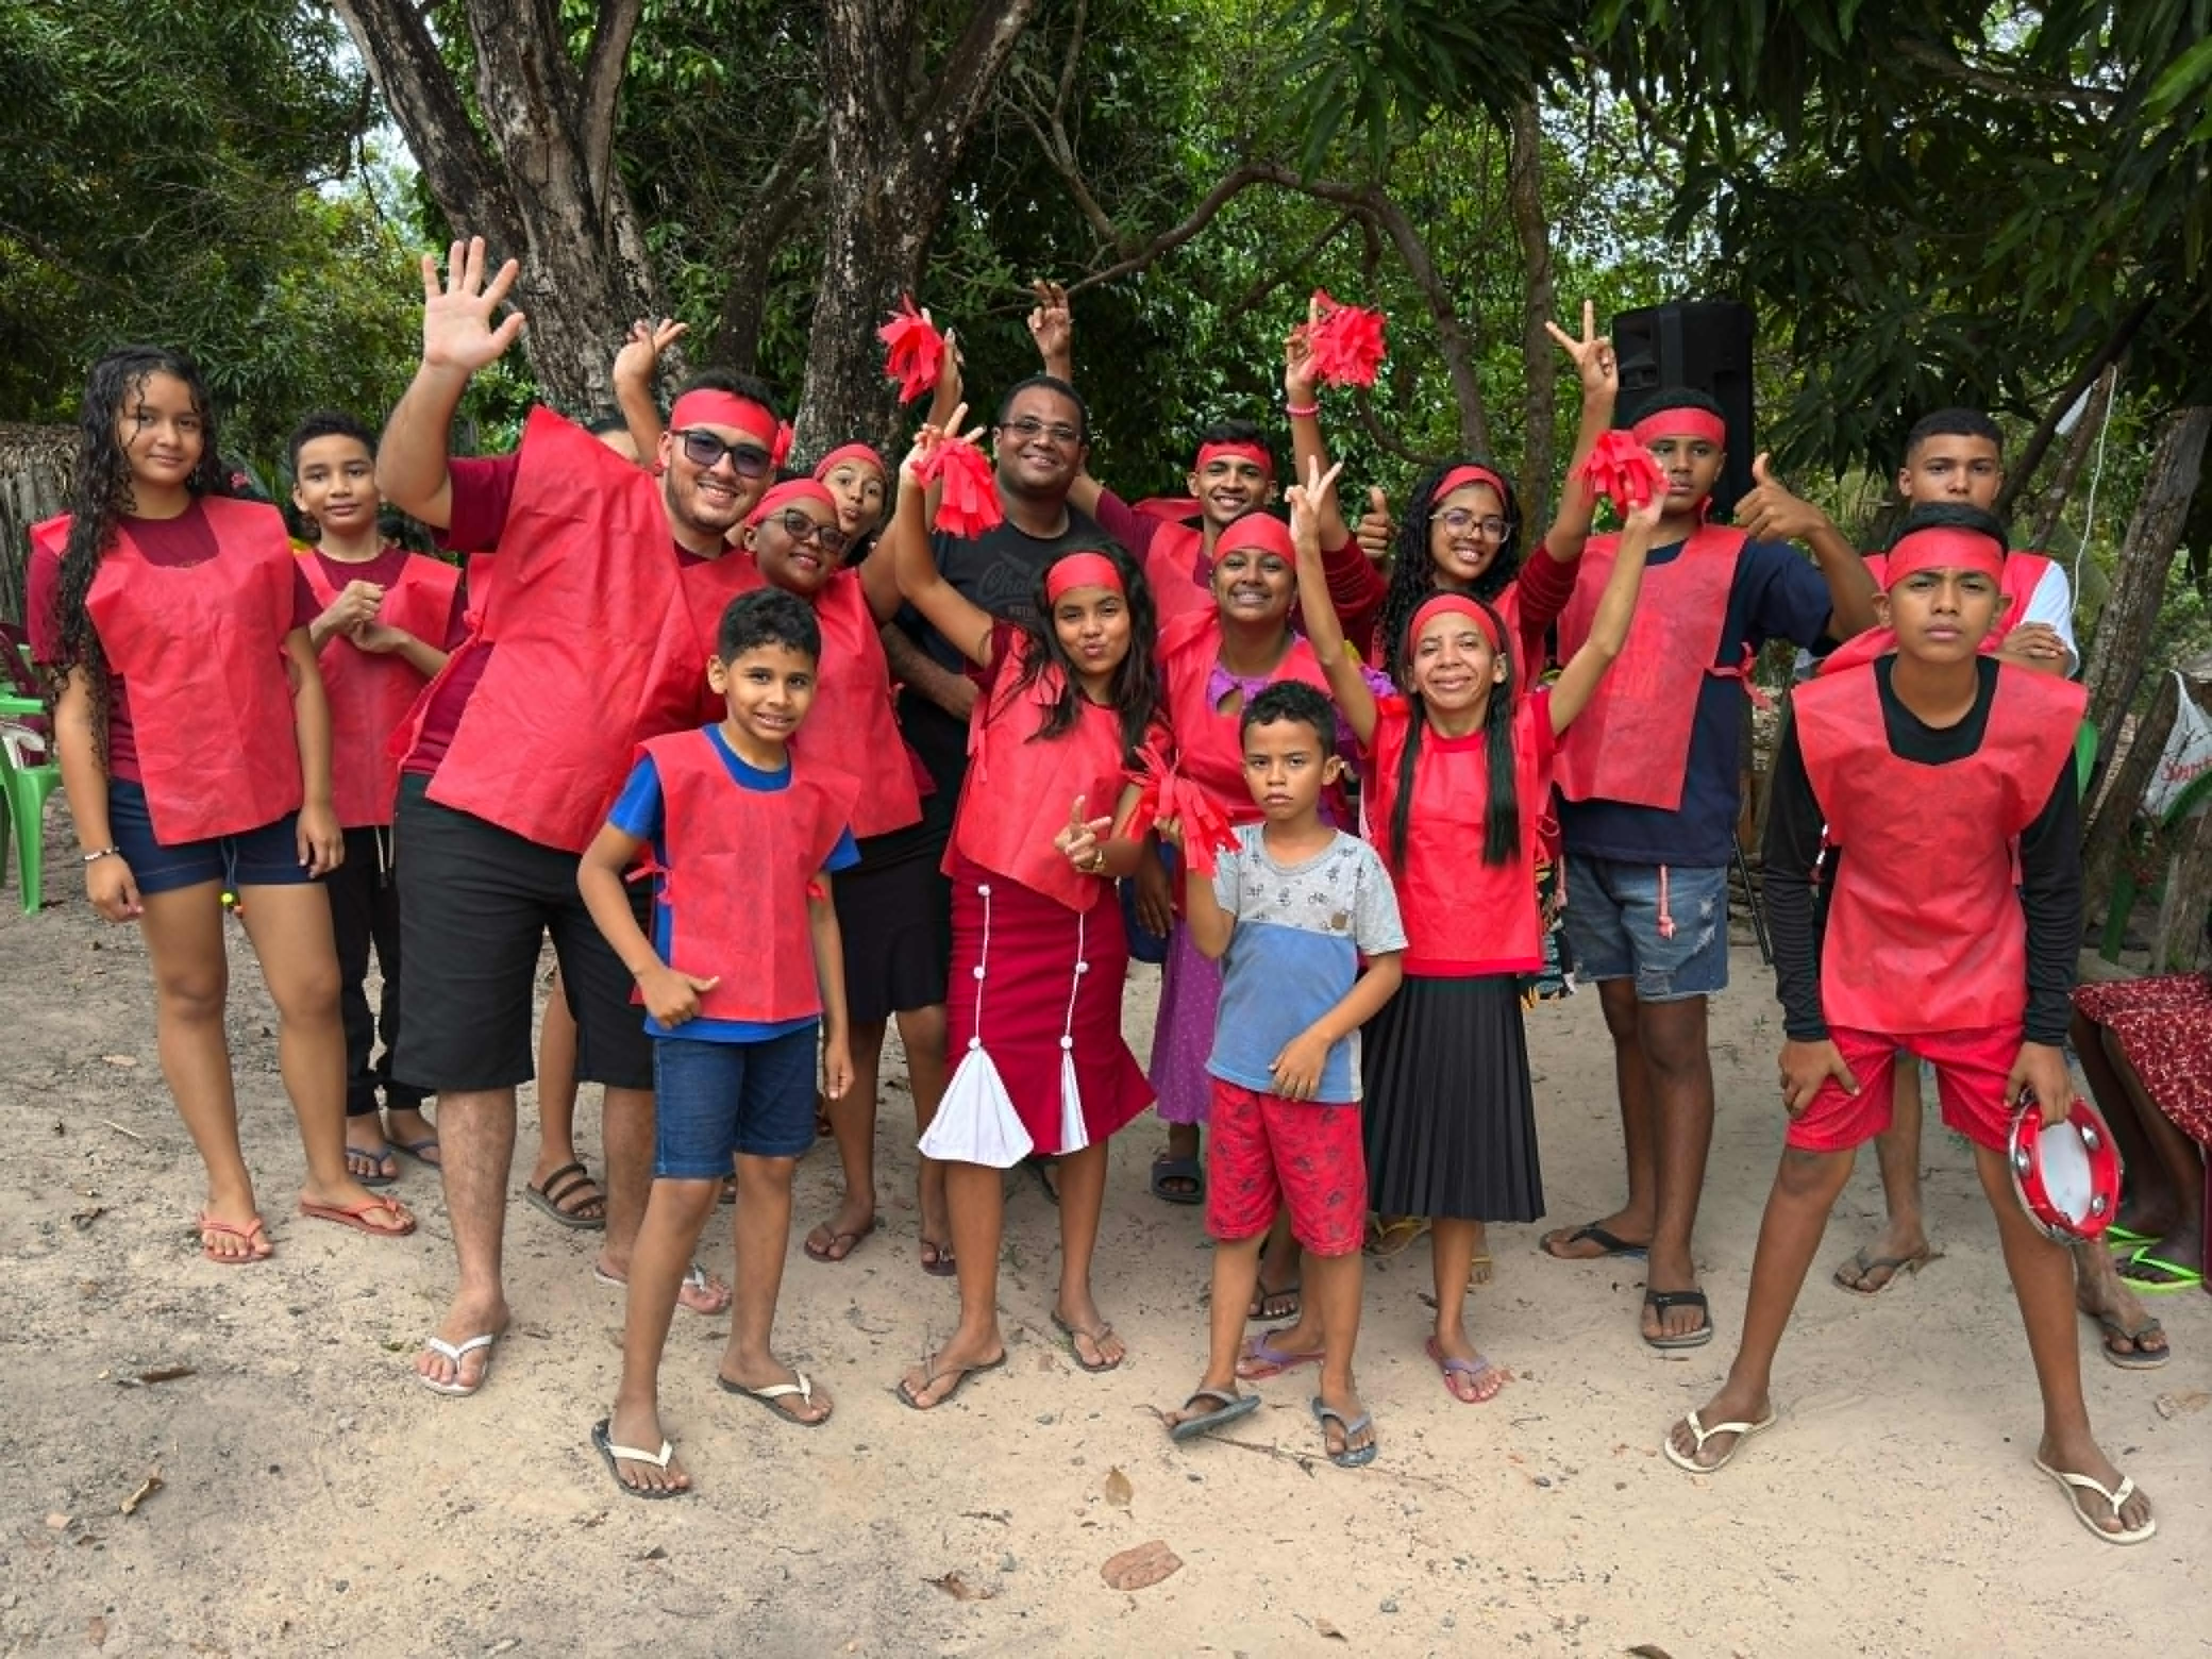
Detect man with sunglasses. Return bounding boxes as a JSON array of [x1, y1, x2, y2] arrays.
[[374, 238, 781, 1397]]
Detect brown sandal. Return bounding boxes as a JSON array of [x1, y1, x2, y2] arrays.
[[525, 1162, 607, 1230]]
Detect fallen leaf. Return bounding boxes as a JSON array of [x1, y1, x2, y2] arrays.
[[640, 1545, 668, 1561], [1628, 1646, 1676, 1658], [1103, 1467, 1133, 1508], [120, 1469, 164, 1515], [925, 1571, 998, 1603], [71, 1206, 105, 1230], [45, 1512, 71, 1531], [1100, 1539, 1182, 1591], [2152, 1389, 2209, 1420], [116, 1365, 195, 1389], [1314, 1618, 1346, 1641], [88, 1615, 107, 1648]]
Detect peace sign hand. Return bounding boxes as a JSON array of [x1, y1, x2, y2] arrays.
[[1284, 454, 1346, 554], [1543, 299, 1616, 396], [418, 236, 526, 375], [899, 400, 989, 487]]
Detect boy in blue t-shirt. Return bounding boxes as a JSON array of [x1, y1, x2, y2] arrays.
[[579, 589, 858, 1498], [1160, 682, 1406, 1467]]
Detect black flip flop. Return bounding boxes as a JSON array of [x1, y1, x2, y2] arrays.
[[896, 1351, 1007, 1410], [2093, 1311, 2170, 1370], [591, 1418, 689, 1499], [1150, 1153, 1204, 1205], [524, 1161, 606, 1231], [1169, 1387, 1260, 1443], [1542, 1222, 1647, 1261], [1643, 1288, 1713, 1350]]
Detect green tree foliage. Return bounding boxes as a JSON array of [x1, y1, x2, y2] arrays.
[[0, 0, 424, 466]]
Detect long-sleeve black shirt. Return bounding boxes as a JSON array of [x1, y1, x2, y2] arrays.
[[1762, 657, 2080, 1046]]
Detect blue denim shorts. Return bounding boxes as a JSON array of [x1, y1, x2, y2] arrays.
[[107, 778, 312, 897], [650, 1024, 819, 1176], [1561, 855, 1729, 1002]]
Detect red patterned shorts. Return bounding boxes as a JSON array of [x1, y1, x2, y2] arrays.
[[1204, 1078, 1367, 1258]]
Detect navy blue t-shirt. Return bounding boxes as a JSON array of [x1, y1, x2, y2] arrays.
[[1558, 537, 1834, 868]]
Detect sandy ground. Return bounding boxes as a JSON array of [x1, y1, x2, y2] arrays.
[[2, 828, 2207, 1658]]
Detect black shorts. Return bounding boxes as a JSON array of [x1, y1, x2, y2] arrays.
[[833, 836, 952, 1026], [392, 774, 653, 1093]]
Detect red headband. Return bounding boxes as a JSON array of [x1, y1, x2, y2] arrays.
[[1194, 440, 1275, 481], [1430, 464, 1509, 509], [1214, 514, 1296, 562], [1408, 592, 1500, 654], [1883, 525, 2006, 586], [1045, 551, 1124, 602], [668, 390, 793, 468], [812, 442, 887, 483], [744, 477, 836, 527], [1631, 406, 1728, 447]]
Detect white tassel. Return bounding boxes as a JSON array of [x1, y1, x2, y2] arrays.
[[916, 883, 1034, 1169], [1055, 909, 1090, 1155]]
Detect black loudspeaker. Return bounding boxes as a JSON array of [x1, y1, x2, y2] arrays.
[[1611, 300, 1757, 521]]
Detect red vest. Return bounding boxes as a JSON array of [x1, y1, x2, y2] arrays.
[[1862, 549, 2054, 654], [951, 646, 1132, 912], [642, 728, 859, 1025], [1365, 694, 1554, 975], [696, 560, 924, 840], [1159, 609, 1339, 824], [462, 552, 496, 630], [1143, 523, 1216, 627], [1794, 661, 2084, 1034], [406, 409, 702, 853], [299, 548, 461, 828], [40, 499, 304, 843], [1554, 525, 1745, 811]]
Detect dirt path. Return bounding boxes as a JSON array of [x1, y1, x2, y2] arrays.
[[2, 850, 2205, 1656]]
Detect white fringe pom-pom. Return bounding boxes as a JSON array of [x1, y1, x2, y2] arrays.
[[918, 1039, 1033, 1169]]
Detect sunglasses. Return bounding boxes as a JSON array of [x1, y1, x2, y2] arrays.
[[674, 428, 773, 477], [764, 509, 851, 556]]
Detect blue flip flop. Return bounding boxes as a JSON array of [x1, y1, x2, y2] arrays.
[[1311, 1397, 1377, 1468], [1169, 1387, 1260, 1444]]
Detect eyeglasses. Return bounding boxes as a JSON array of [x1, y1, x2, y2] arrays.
[[674, 428, 773, 477], [999, 416, 1083, 447], [765, 509, 851, 556], [1438, 508, 1508, 541]]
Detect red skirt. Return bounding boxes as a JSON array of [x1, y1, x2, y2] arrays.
[[946, 852, 1152, 1155]]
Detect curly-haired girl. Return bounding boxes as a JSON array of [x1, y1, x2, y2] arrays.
[[27, 346, 414, 1261]]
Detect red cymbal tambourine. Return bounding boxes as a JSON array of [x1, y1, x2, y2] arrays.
[[2008, 1095, 2123, 1243]]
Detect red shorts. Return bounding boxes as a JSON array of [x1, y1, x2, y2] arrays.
[[1204, 1078, 1366, 1258], [1786, 1024, 2022, 1155]]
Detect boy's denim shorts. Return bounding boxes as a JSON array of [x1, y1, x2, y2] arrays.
[[1561, 855, 1729, 1003], [650, 1024, 819, 1176]]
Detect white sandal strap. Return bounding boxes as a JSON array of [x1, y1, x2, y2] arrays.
[[607, 1438, 675, 1469], [2047, 1465, 2135, 1515], [750, 1374, 812, 1403], [425, 1333, 496, 1363], [1685, 1408, 1764, 1449]]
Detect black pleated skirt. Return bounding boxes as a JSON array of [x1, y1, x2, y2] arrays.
[[1362, 973, 1544, 1222]]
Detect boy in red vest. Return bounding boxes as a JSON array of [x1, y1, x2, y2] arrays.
[[1529, 389, 1880, 1350], [579, 588, 857, 1496], [289, 410, 467, 1187], [1740, 408, 2093, 1303], [1664, 505, 2154, 1547]]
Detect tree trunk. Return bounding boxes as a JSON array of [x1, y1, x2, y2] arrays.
[[2151, 803, 2212, 973], [2024, 365, 2115, 554], [2079, 669, 2176, 926], [799, 0, 1041, 459], [2083, 406, 2212, 780], [334, 0, 665, 417], [1506, 98, 1557, 508]]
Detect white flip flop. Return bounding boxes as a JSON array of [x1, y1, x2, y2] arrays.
[[415, 1331, 498, 1398], [592, 1419, 690, 1499], [1662, 1406, 1778, 1473], [2032, 1456, 2157, 1545]]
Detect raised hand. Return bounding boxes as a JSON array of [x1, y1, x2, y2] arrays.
[[1284, 454, 1346, 550], [1285, 297, 1324, 404], [613, 317, 688, 387], [1027, 280, 1073, 371], [418, 236, 526, 375], [1543, 299, 1617, 396], [899, 399, 987, 485], [1735, 453, 1830, 544], [1053, 793, 1115, 871]]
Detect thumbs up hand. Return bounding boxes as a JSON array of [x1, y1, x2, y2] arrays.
[[1354, 484, 1395, 563], [1735, 451, 1830, 546]]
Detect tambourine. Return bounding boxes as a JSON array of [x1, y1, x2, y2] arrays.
[[2008, 1096, 2123, 1244]]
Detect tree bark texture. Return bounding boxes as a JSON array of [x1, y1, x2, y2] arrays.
[[2024, 366, 2116, 555], [2079, 669, 2175, 926], [334, 0, 665, 416], [2082, 405, 2211, 770], [800, 0, 1041, 459], [1506, 98, 1557, 509], [2152, 801, 2212, 973]]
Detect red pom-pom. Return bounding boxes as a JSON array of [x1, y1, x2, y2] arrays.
[[1308, 290, 1388, 388], [915, 434, 1003, 538], [1123, 743, 1243, 879], [878, 297, 946, 405], [1578, 429, 1669, 515]]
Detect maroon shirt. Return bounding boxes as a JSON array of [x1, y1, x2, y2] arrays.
[[310, 543, 470, 650], [27, 500, 317, 784]]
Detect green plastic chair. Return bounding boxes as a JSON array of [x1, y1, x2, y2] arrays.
[[0, 692, 62, 913]]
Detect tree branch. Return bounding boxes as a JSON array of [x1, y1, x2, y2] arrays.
[[1051, 0, 1085, 132], [1890, 38, 2115, 111], [580, 0, 644, 203], [714, 120, 825, 373], [914, 0, 1046, 202], [1507, 97, 1558, 502], [1995, 296, 2154, 516], [1062, 163, 1276, 292], [1221, 212, 1358, 324]]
